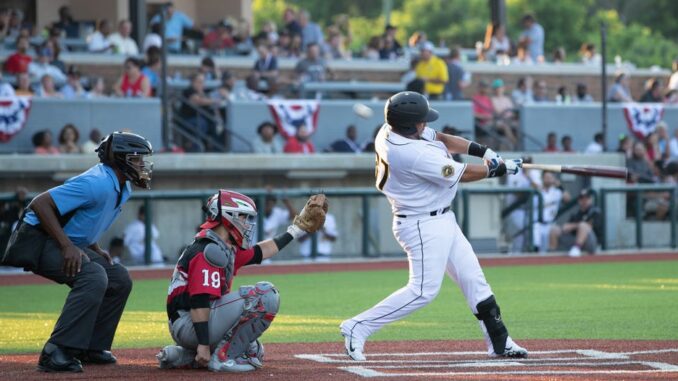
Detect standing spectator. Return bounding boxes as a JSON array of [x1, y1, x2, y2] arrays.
[[60, 67, 87, 99], [669, 128, 678, 160], [573, 83, 593, 103], [81, 128, 102, 153], [640, 78, 663, 103], [149, 3, 193, 53], [415, 42, 448, 100], [533, 80, 549, 102], [444, 47, 469, 101], [561, 135, 574, 153], [14, 72, 33, 96], [35, 75, 63, 98], [519, 14, 545, 63], [87, 19, 113, 53], [381, 24, 402, 58], [283, 125, 315, 154], [511, 77, 534, 106], [504, 158, 541, 253], [114, 58, 151, 98], [202, 20, 235, 53], [283, 8, 301, 37], [199, 57, 220, 81], [544, 132, 558, 152], [142, 23, 162, 53], [58, 124, 81, 154], [108, 20, 139, 55], [490, 78, 518, 149], [295, 43, 328, 83], [253, 121, 284, 154], [485, 24, 511, 60], [534, 172, 569, 253], [253, 44, 279, 89], [584, 133, 604, 154], [3, 35, 31, 74], [580, 43, 601, 65], [549, 188, 601, 257], [32, 130, 60, 155], [328, 125, 361, 153], [142, 46, 161, 95], [299, 213, 337, 262], [608, 73, 633, 102], [53, 6, 79, 38], [669, 58, 678, 91], [123, 205, 164, 265], [28, 45, 66, 84], [298, 10, 323, 50]]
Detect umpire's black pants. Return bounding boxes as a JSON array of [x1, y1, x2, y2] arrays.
[[14, 226, 133, 350]]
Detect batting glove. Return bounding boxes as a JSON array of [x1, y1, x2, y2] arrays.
[[504, 159, 523, 175], [482, 147, 503, 163]]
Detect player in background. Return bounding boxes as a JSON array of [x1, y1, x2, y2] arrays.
[[340, 91, 528, 361], [157, 190, 327, 372]]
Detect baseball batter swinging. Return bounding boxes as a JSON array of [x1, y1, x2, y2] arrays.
[[340, 91, 527, 361]]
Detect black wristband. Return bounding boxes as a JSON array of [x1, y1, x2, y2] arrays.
[[194, 321, 209, 346], [468, 142, 488, 158], [273, 232, 294, 250]]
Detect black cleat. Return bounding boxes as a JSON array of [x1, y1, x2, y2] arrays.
[[74, 350, 118, 364], [37, 343, 83, 373]]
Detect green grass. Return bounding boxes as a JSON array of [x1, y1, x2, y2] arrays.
[[1, 260, 677, 353]]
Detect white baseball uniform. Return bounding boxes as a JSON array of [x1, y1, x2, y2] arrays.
[[342, 124, 498, 353]]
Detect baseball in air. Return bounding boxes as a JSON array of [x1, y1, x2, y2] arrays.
[[352, 103, 374, 119]]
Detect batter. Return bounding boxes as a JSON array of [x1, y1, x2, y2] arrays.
[[340, 91, 527, 361]]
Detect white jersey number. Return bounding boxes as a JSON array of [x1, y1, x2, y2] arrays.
[[202, 269, 221, 288], [375, 153, 389, 191]]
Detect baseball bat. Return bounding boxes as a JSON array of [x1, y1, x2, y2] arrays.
[[521, 163, 628, 179]]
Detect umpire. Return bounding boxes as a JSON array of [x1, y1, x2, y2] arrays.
[[1, 132, 153, 372]]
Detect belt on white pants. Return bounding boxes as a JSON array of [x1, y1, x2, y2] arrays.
[[395, 206, 451, 219]]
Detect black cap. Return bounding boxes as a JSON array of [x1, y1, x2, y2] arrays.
[[578, 188, 594, 198]]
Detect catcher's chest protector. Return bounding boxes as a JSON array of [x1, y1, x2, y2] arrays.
[[202, 229, 236, 291]]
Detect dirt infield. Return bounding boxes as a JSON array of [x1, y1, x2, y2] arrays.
[[1, 339, 677, 380]]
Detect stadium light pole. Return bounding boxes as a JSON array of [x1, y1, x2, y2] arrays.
[[600, 22, 608, 151]]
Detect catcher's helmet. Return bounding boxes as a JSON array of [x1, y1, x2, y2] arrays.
[[384, 91, 439, 135], [200, 190, 258, 249], [96, 132, 153, 189]]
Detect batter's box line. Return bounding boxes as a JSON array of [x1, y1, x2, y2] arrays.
[[339, 368, 678, 378], [353, 360, 678, 369], [295, 356, 626, 364]]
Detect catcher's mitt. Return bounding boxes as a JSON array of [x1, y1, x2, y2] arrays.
[[293, 194, 328, 233]]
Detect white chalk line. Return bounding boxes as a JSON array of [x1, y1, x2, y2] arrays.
[[340, 367, 678, 378], [359, 360, 678, 370], [294, 355, 628, 364]]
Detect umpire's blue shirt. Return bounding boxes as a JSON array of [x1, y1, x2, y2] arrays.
[[24, 164, 132, 247]]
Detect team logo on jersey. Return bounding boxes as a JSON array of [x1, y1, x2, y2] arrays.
[[442, 165, 455, 178]]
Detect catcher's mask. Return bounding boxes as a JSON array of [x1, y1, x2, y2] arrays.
[[96, 131, 153, 189], [201, 190, 258, 249]]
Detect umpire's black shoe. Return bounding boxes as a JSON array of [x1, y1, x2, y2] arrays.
[[75, 350, 118, 364], [37, 343, 83, 373]]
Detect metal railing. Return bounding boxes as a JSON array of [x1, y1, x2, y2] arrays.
[[599, 184, 677, 249]]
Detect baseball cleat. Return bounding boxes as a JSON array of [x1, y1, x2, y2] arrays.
[[568, 246, 582, 257], [340, 320, 366, 362], [156, 345, 196, 369], [490, 337, 528, 358], [208, 354, 257, 372]]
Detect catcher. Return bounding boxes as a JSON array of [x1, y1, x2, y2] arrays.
[[157, 189, 327, 372]]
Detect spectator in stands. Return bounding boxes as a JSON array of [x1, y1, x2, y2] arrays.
[[362, 125, 382, 153], [669, 58, 678, 92], [534, 172, 570, 254], [617, 134, 632, 159], [3, 34, 31, 74], [512, 40, 533, 65], [490, 78, 518, 149], [325, 28, 351, 60], [381, 24, 403, 59], [555, 85, 572, 104], [253, 121, 284, 154], [142, 46, 161, 95], [544, 132, 558, 152], [6, 9, 29, 39], [484, 24, 511, 61], [87, 77, 107, 98], [533, 80, 549, 102], [573, 83, 593, 103], [210, 70, 235, 103], [408, 31, 428, 49], [505, 156, 541, 253], [580, 43, 601, 65], [519, 14, 545, 63], [552, 47, 566, 64], [584, 132, 604, 154], [561, 135, 574, 153], [640, 78, 663, 103], [180, 72, 221, 150], [60, 67, 87, 99], [143, 22, 162, 53], [233, 74, 267, 101], [199, 56, 220, 81], [511, 77, 534, 106], [328, 125, 361, 153], [415, 42, 448, 100], [284, 125, 315, 154], [608, 73, 633, 102], [233, 18, 254, 55], [295, 43, 328, 83], [14, 72, 33, 96], [0, 72, 14, 96], [471, 80, 493, 144], [283, 8, 302, 37], [255, 20, 279, 46], [363, 36, 382, 60], [253, 44, 279, 90], [444, 47, 469, 101], [45, 37, 66, 73], [261, 193, 296, 242], [114, 58, 151, 98], [202, 20, 235, 53], [109, 19, 139, 55], [87, 19, 113, 53], [28, 44, 66, 84], [32, 130, 60, 155], [669, 128, 678, 160], [441, 126, 464, 162], [299, 213, 338, 262], [150, 3, 193, 53], [299, 10, 323, 51], [108, 237, 124, 265], [124, 205, 164, 266], [626, 141, 670, 220], [58, 123, 81, 154], [653, 123, 671, 166], [53, 6, 79, 38], [550, 188, 601, 257], [35, 74, 62, 98], [81, 128, 102, 153]]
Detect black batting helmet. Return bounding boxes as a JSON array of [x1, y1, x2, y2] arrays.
[[384, 91, 439, 135], [96, 131, 153, 189]]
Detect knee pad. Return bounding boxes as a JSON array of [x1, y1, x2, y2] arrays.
[[474, 295, 508, 354]]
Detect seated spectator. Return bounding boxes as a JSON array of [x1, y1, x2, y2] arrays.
[[295, 43, 328, 83], [284, 125, 315, 154], [444, 47, 469, 101], [665, 89, 678, 105], [608, 73, 633, 102], [490, 79, 518, 149], [471, 81, 494, 145], [485, 24, 511, 60], [580, 43, 601, 65], [114, 58, 151, 97], [584, 132, 604, 154], [3, 35, 31, 74], [283, 8, 301, 38], [60, 67, 87, 99], [656, 122, 671, 164], [253, 44, 279, 90], [544, 132, 558, 152], [361, 125, 382, 153], [400, 57, 419, 86], [617, 134, 632, 159], [276, 30, 293, 58], [640, 78, 663, 103], [669, 58, 678, 91], [549, 188, 601, 257], [511, 77, 534, 106], [380, 24, 402, 60], [573, 83, 593, 103], [45, 37, 66, 73], [87, 19, 113, 53], [533, 80, 549, 102], [58, 123, 81, 154], [143, 22, 162, 53], [32, 130, 60, 155], [28, 45, 66, 84], [5, 9, 30, 40], [512, 40, 534, 65], [87, 77, 107, 98], [561, 135, 574, 152], [669, 128, 678, 160], [210, 70, 235, 103], [234, 74, 267, 101], [552, 47, 566, 64], [328, 125, 361, 153], [555, 85, 571, 104], [199, 56, 221, 81], [299, 10, 323, 50], [363, 36, 382, 60], [149, 3, 194, 53], [255, 20, 279, 46], [626, 141, 670, 220], [53, 6, 79, 38], [14, 72, 33, 96], [202, 20, 235, 52], [108, 19, 139, 55], [253, 121, 284, 154], [142, 46, 161, 95], [288, 33, 303, 58], [408, 30, 428, 49], [81, 128, 102, 153], [415, 42, 448, 100], [35, 74, 63, 98], [123, 205, 164, 265], [108, 237, 124, 265], [233, 18, 254, 55], [179, 72, 221, 150], [299, 212, 338, 262]]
